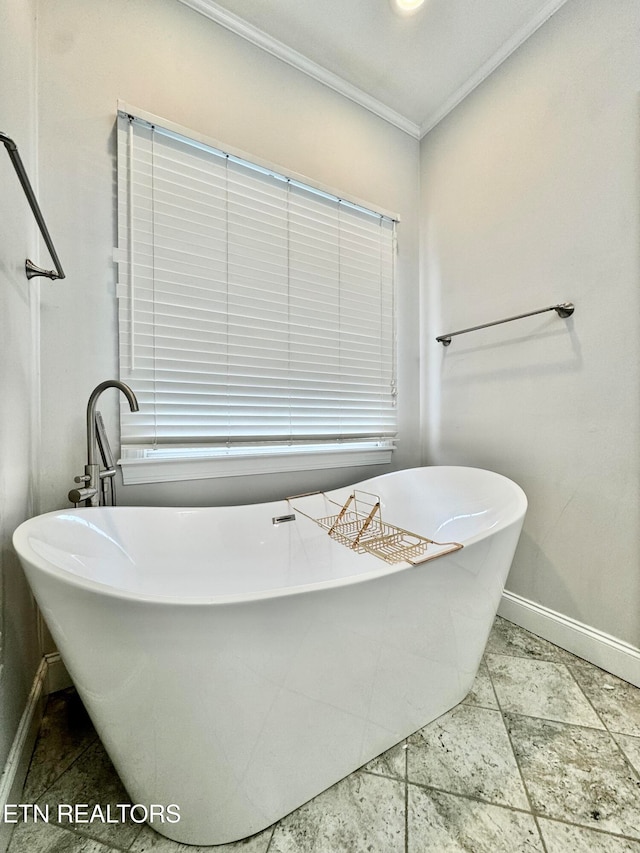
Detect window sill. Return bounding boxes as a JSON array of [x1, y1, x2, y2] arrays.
[[119, 442, 395, 486]]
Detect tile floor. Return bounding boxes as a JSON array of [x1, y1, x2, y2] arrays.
[[7, 617, 640, 852]]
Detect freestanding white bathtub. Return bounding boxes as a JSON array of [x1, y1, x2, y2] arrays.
[[13, 466, 526, 845]]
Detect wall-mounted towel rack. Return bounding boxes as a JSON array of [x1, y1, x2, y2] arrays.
[[436, 302, 574, 347], [1, 132, 65, 280]]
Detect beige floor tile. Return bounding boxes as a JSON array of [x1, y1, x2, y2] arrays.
[[7, 820, 115, 853], [407, 704, 529, 809], [408, 786, 544, 852], [487, 654, 604, 727], [22, 688, 98, 803], [486, 617, 580, 665], [506, 713, 640, 838], [569, 662, 640, 737], [36, 740, 142, 849], [269, 772, 405, 853]]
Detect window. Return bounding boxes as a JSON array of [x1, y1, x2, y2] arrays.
[[115, 107, 397, 484]]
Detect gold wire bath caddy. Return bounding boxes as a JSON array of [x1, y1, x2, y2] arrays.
[[286, 490, 463, 566]]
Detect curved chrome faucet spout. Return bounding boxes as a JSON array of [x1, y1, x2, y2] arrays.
[[68, 380, 140, 507], [86, 380, 139, 466]]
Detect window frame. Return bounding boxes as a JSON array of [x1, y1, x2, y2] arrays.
[[115, 103, 398, 485]]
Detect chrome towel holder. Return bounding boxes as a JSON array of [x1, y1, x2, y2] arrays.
[[436, 302, 574, 347], [1, 131, 65, 280]]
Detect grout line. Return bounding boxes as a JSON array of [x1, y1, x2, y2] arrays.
[[483, 653, 549, 853], [486, 704, 616, 735], [491, 629, 640, 743], [360, 768, 405, 784], [21, 694, 100, 805], [404, 777, 640, 846], [486, 620, 640, 847], [532, 812, 550, 852], [404, 738, 409, 853], [565, 665, 640, 789], [485, 647, 581, 667], [31, 732, 100, 806], [565, 661, 619, 733], [406, 779, 535, 817], [123, 821, 147, 852], [535, 813, 640, 846], [460, 698, 501, 712], [607, 731, 640, 788], [263, 823, 277, 853], [40, 820, 133, 852], [42, 820, 136, 851]]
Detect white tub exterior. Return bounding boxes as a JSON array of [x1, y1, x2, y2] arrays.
[[13, 466, 527, 845]]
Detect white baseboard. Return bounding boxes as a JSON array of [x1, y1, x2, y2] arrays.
[[0, 653, 72, 853], [43, 652, 72, 694], [0, 659, 47, 853], [499, 590, 640, 688]]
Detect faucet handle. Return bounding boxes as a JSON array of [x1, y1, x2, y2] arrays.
[[74, 474, 91, 484], [68, 486, 98, 505]]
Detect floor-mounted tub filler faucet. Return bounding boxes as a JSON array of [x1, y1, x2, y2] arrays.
[[68, 380, 139, 507]]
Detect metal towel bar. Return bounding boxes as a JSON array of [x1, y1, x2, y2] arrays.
[[1, 132, 65, 280], [436, 302, 574, 346]]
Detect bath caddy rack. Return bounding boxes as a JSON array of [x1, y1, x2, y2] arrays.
[[286, 490, 462, 566]]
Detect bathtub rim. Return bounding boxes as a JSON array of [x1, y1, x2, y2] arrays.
[[13, 465, 527, 607]]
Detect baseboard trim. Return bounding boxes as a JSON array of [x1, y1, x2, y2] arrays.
[[0, 659, 47, 853], [499, 590, 640, 688], [43, 652, 71, 695]]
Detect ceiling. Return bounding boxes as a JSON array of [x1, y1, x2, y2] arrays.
[[176, 0, 569, 139]]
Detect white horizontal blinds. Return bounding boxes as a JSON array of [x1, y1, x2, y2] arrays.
[[117, 113, 397, 449], [286, 185, 396, 438]]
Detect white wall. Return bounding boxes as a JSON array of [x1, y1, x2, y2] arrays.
[[420, 0, 640, 647], [0, 0, 42, 800], [36, 0, 421, 511]]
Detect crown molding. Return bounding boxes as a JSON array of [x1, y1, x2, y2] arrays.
[[176, 0, 568, 142], [175, 0, 421, 139], [419, 0, 569, 137]]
